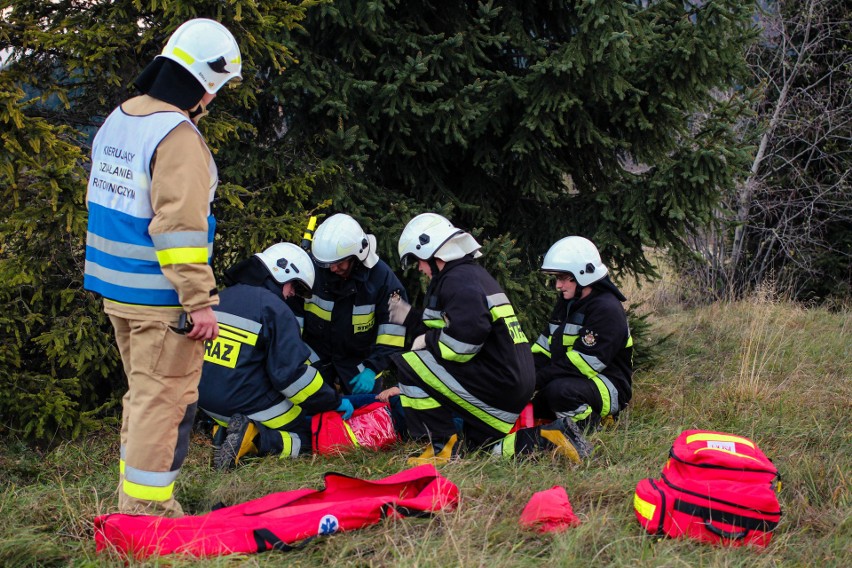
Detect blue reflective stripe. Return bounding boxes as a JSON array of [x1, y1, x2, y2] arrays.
[[85, 203, 214, 305], [84, 272, 180, 306]]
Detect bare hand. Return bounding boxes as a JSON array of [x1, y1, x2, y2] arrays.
[[187, 306, 219, 341], [388, 290, 411, 325], [376, 386, 401, 402], [411, 334, 426, 351]]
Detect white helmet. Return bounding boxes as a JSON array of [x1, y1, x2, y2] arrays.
[[158, 18, 242, 94], [255, 242, 315, 296], [541, 236, 608, 286], [398, 213, 481, 266], [311, 214, 379, 269]]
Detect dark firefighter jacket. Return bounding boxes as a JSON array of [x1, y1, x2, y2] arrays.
[[288, 260, 407, 390], [198, 283, 340, 427], [395, 257, 535, 416], [531, 286, 634, 414]]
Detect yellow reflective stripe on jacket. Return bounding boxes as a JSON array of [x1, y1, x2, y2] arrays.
[[399, 383, 442, 410], [567, 350, 618, 416], [376, 323, 406, 347], [422, 308, 445, 329], [305, 296, 334, 321], [352, 304, 375, 329], [437, 330, 482, 363], [260, 403, 302, 430], [305, 302, 332, 321], [489, 304, 515, 321], [400, 394, 442, 410], [217, 322, 259, 346], [156, 246, 209, 266], [285, 367, 325, 406], [402, 351, 516, 434]]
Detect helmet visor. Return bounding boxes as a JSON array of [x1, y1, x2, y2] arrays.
[[400, 253, 420, 270], [293, 279, 313, 299]]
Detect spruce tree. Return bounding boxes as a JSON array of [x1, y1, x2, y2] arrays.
[[1, 1, 756, 440], [0, 0, 325, 440]]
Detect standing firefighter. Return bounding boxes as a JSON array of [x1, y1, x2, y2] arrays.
[[83, 19, 241, 516], [389, 213, 592, 464], [531, 237, 634, 431], [288, 214, 408, 395], [198, 243, 352, 470]]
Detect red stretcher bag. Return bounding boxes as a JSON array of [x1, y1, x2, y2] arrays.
[[312, 402, 399, 455], [94, 465, 458, 559], [634, 430, 782, 547]]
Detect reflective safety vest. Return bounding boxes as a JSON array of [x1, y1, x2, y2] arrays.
[[95, 465, 459, 558], [84, 107, 217, 306]]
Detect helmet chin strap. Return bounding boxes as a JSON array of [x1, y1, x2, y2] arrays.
[[428, 257, 441, 278]]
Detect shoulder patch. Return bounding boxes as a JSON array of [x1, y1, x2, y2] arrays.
[[581, 330, 598, 347]]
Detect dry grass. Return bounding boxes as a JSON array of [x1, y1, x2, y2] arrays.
[[1, 272, 850, 567]]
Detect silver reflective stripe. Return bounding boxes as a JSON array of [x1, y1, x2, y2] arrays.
[[353, 304, 375, 315], [282, 366, 319, 399], [120, 445, 127, 460], [151, 230, 209, 249], [87, 232, 157, 261], [85, 260, 173, 290], [486, 293, 510, 307], [416, 351, 519, 425], [201, 409, 230, 423], [295, 316, 304, 330], [200, 401, 295, 424], [556, 404, 589, 420], [306, 296, 334, 311], [597, 373, 620, 414], [548, 323, 559, 334], [399, 384, 431, 399], [289, 432, 302, 457], [565, 324, 582, 335], [378, 323, 406, 337], [307, 345, 320, 364], [534, 334, 550, 351], [214, 311, 262, 334], [423, 308, 443, 320], [439, 330, 482, 355], [249, 399, 295, 422], [124, 464, 180, 487], [579, 352, 607, 372], [357, 363, 365, 373]]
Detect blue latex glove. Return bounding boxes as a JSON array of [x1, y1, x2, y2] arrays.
[[349, 368, 376, 394], [335, 398, 354, 420]]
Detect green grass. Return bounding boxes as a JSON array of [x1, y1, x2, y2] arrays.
[[1, 294, 850, 567]]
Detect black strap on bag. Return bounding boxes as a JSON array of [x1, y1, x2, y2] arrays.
[[673, 500, 779, 538], [253, 528, 314, 553]]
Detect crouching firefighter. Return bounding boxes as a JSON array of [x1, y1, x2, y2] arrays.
[[388, 213, 593, 465], [288, 213, 408, 396], [198, 243, 354, 470], [530, 236, 634, 432]]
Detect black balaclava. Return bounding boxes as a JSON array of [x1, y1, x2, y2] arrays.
[[134, 58, 205, 111]]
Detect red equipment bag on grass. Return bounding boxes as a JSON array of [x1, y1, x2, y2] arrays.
[[312, 402, 399, 455], [634, 430, 782, 547], [94, 464, 458, 559]]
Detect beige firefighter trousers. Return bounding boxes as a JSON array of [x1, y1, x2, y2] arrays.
[[109, 314, 203, 517]]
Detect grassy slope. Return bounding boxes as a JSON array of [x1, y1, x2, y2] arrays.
[[1, 289, 849, 567]]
